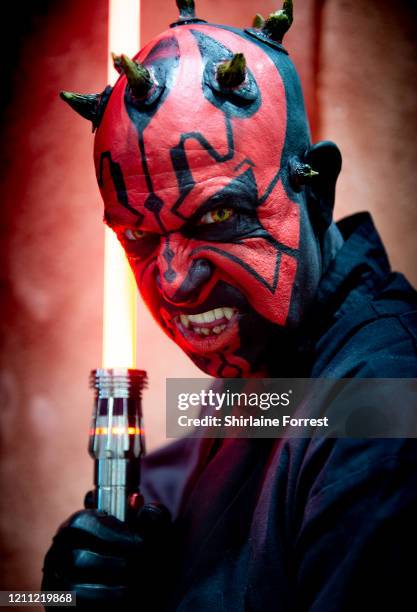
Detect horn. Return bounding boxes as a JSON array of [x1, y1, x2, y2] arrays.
[[300, 165, 319, 179], [60, 87, 112, 131], [217, 53, 246, 88], [176, 0, 196, 20], [262, 0, 293, 42], [252, 13, 265, 29], [120, 54, 153, 99], [111, 52, 123, 74], [289, 158, 319, 191], [60, 91, 101, 122]]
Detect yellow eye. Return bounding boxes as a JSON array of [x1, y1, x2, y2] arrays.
[[200, 207, 234, 225], [125, 228, 146, 240]]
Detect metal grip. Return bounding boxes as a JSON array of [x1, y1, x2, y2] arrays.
[[89, 368, 147, 522]]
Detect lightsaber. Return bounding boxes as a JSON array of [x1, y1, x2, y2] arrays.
[[102, 0, 140, 370], [89, 368, 146, 521], [89, 0, 145, 522]]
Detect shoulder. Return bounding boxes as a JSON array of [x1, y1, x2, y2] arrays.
[[314, 273, 417, 377]]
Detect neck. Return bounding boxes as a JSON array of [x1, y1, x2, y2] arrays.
[[321, 222, 344, 273]]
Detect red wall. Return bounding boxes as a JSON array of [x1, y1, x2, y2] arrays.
[[0, 0, 107, 593]]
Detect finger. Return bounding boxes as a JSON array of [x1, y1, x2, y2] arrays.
[[56, 510, 144, 556], [132, 503, 171, 538], [43, 544, 128, 587], [44, 549, 133, 590], [70, 549, 129, 585], [42, 546, 71, 591], [84, 490, 96, 509], [71, 583, 128, 609]]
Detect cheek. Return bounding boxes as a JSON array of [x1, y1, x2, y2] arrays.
[[130, 257, 162, 319], [193, 240, 298, 326], [259, 181, 300, 251], [127, 235, 299, 328]]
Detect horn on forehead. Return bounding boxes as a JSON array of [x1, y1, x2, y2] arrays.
[[216, 53, 247, 89], [60, 87, 112, 132], [262, 0, 293, 43], [119, 55, 153, 100], [176, 0, 196, 20]]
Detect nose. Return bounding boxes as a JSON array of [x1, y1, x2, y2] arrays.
[[157, 257, 214, 304]]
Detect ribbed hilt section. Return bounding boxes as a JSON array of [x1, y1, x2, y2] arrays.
[[90, 367, 147, 398]]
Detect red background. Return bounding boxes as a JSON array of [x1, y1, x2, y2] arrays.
[[0, 0, 416, 596]]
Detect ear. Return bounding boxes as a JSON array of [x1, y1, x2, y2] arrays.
[[303, 141, 342, 234]]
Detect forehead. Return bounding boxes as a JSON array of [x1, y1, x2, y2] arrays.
[[94, 24, 287, 232]]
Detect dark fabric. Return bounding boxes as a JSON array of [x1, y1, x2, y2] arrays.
[[141, 214, 417, 611]]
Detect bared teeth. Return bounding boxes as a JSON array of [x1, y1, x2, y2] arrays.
[[189, 312, 205, 323], [214, 308, 223, 320], [180, 314, 190, 328], [194, 327, 210, 336], [191, 324, 227, 337], [203, 310, 215, 323], [177, 308, 236, 335]]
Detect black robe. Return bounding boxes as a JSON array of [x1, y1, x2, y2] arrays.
[[141, 213, 417, 611]]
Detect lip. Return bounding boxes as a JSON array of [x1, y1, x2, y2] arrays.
[[159, 280, 249, 317], [174, 308, 240, 354]]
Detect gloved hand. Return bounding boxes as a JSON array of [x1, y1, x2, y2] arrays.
[[41, 498, 171, 610]]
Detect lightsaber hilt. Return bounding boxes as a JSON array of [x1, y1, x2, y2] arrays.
[[89, 368, 147, 522]]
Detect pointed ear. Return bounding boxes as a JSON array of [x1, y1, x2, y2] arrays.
[[303, 141, 342, 234]]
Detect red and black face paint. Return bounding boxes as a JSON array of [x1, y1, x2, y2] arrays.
[[93, 20, 316, 378]]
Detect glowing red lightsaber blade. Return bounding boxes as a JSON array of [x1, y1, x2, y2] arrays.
[[102, 0, 141, 369], [88, 0, 146, 523]]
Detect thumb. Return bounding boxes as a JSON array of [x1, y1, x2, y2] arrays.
[[130, 502, 171, 538], [83, 490, 96, 509]]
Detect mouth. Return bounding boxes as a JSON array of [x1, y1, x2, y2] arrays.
[[173, 306, 239, 353]]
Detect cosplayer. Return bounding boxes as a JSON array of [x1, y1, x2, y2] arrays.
[[42, 1, 417, 609]]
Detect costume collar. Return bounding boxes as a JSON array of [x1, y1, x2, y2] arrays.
[[314, 212, 390, 321], [291, 213, 391, 370]]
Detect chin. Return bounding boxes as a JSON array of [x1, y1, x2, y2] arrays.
[[187, 351, 265, 379]]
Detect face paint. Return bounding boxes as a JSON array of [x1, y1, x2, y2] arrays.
[[94, 22, 316, 377]]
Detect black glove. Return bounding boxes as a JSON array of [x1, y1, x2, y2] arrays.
[[41, 501, 171, 610]]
